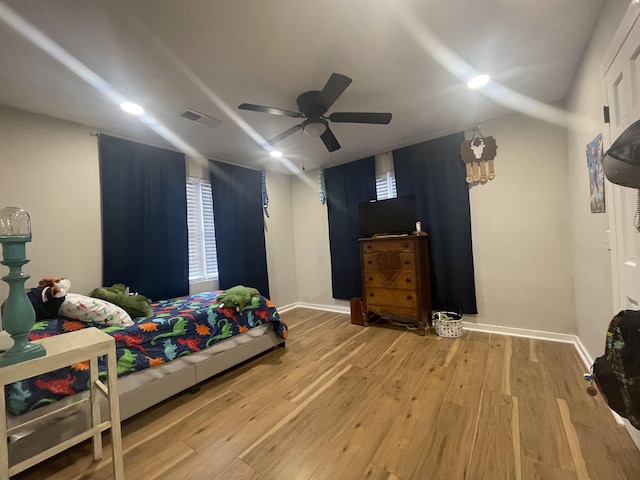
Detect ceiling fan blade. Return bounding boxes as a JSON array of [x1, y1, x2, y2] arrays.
[[238, 103, 304, 118], [320, 126, 341, 152], [268, 124, 303, 145], [328, 112, 392, 124], [318, 73, 352, 111]]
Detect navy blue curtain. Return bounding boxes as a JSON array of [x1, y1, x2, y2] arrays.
[[325, 157, 376, 300], [208, 160, 270, 298], [98, 134, 189, 301], [393, 132, 478, 314]]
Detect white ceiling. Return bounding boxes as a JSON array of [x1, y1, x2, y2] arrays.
[[0, 0, 605, 174]]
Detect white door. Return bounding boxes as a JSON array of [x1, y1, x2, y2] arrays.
[[603, 7, 640, 312]]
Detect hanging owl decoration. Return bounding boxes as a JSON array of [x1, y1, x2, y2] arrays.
[[460, 128, 498, 184]]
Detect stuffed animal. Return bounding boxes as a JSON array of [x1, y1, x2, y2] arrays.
[[88, 283, 152, 318], [216, 285, 260, 312], [26, 277, 71, 320]]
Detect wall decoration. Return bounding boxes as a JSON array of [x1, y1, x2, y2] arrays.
[[586, 133, 605, 213], [318, 168, 326, 205], [460, 128, 497, 184], [261, 169, 270, 217]]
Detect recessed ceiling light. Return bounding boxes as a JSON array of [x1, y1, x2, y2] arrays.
[[467, 74, 490, 89], [120, 102, 144, 116], [270, 150, 283, 158]]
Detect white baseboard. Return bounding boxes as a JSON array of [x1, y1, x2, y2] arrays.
[[275, 303, 298, 314], [461, 321, 577, 344], [571, 335, 595, 371], [288, 302, 350, 314], [281, 303, 582, 343]]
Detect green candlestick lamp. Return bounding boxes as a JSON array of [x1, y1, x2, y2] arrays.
[[0, 206, 45, 367]]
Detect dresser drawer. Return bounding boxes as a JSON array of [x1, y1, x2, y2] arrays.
[[361, 238, 415, 253], [363, 287, 418, 308], [362, 251, 415, 271], [363, 270, 416, 289]]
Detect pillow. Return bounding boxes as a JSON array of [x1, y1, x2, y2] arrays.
[[59, 293, 134, 326]]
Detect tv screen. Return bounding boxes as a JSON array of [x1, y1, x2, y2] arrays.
[[358, 195, 417, 237]]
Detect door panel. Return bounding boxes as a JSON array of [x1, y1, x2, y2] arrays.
[[605, 13, 640, 312]]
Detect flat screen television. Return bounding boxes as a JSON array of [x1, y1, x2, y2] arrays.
[[358, 194, 417, 237]]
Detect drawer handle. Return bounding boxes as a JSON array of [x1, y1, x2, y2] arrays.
[[404, 260, 410, 265], [404, 243, 410, 248], [405, 277, 411, 283], [406, 295, 413, 300], [367, 260, 373, 265], [369, 293, 375, 297], [368, 276, 373, 281], [366, 244, 372, 249]]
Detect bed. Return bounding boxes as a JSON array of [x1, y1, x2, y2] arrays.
[[3, 290, 287, 467]]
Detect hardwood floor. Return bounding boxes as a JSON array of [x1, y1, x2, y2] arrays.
[[14, 308, 640, 479]]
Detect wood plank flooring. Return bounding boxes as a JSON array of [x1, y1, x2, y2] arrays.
[[13, 308, 640, 479]]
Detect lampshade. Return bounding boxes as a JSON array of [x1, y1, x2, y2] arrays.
[[0, 206, 31, 238], [303, 121, 327, 137]]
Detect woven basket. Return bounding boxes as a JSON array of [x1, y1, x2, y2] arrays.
[[433, 312, 463, 338]]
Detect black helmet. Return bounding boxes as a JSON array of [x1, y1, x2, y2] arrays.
[[604, 119, 640, 189]]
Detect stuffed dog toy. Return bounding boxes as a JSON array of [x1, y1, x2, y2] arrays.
[[26, 277, 71, 320]]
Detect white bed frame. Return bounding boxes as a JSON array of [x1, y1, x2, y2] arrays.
[[7, 325, 285, 468]]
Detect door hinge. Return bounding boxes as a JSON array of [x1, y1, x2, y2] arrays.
[[603, 105, 610, 124]]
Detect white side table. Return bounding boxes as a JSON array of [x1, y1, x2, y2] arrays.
[[0, 327, 124, 479]]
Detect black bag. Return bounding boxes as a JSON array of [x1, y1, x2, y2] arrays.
[[604, 119, 640, 189], [592, 310, 640, 429]]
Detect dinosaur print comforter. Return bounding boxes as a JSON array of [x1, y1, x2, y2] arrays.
[[5, 291, 287, 416]]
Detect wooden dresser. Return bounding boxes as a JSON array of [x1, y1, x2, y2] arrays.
[[357, 234, 432, 335]]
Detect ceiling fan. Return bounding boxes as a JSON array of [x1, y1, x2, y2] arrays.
[[238, 73, 392, 152]]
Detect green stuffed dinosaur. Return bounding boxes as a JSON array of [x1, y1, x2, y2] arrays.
[[88, 283, 152, 318], [215, 285, 260, 312]]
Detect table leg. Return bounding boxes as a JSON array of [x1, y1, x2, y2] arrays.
[[90, 356, 102, 461], [106, 350, 124, 480], [0, 384, 8, 480]]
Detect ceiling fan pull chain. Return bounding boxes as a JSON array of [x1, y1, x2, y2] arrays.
[[635, 190, 640, 233], [300, 130, 305, 171]]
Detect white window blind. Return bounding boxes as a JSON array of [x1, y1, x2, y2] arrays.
[[187, 177, 218, 282], [376, 171, 397, 200]]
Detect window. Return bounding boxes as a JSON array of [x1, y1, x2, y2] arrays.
[[376, 171, 397, 200], [186, 177, 218, 281], [375, 152, 397, 200]]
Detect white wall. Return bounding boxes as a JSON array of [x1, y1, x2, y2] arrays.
[[291, 169, 349, 310], [566, 0, 630, 359], [264, 171, 297, 308], [0, 106, 102, 319], [467, 110, 575, 333]]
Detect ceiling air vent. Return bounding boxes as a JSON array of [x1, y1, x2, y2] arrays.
[[180, 109, 221, 128]]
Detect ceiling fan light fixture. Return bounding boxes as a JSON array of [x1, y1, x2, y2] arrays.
[[303, 121, 327, 137]]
